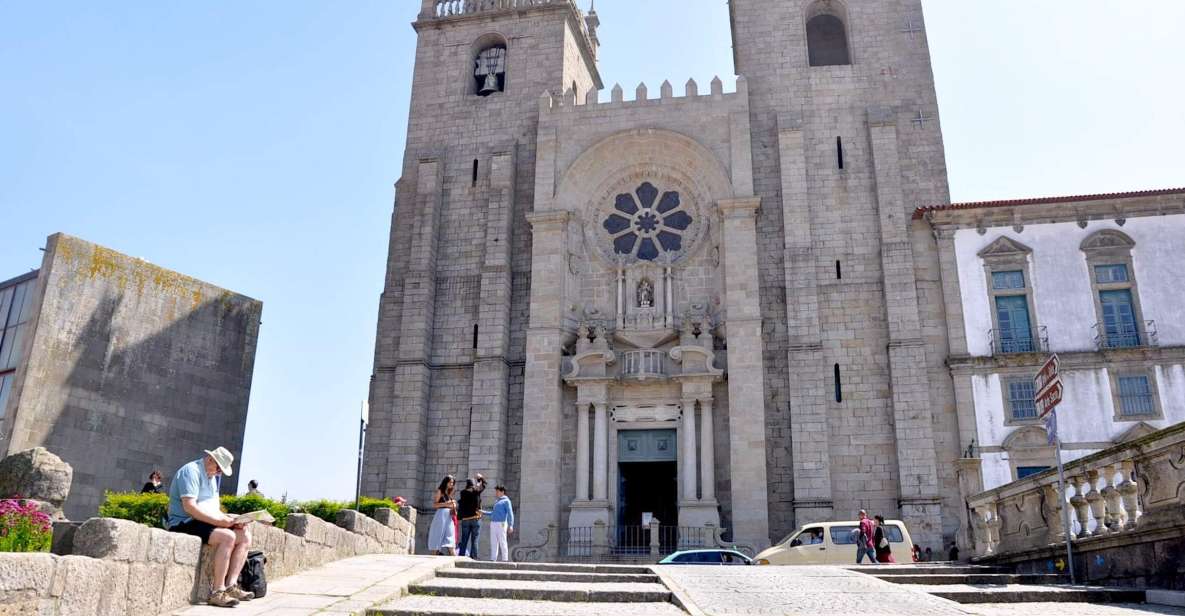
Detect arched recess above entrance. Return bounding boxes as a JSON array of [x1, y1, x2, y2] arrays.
[[552, 129, 736, 270]]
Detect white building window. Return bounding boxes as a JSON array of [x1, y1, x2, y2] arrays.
[[1004, 378, 1038, 422], [1109, 369, 1162, 421]]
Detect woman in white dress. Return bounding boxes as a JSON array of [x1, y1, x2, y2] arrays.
[[427, 475, 457, 555]]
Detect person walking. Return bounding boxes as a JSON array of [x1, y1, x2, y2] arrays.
[[855, 510, 878, 565], [488, 484, 514, 562], [165, 447, 254, 608], [873, 515, 896, 563], [142, 470, 164, 494], [427, 475, 457, 556], [456, 474, 487, 558]]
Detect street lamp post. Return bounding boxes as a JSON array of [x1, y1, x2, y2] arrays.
[[355, 401, 369, 512]]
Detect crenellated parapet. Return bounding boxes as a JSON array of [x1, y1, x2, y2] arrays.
[[539, 76, 748, 115]]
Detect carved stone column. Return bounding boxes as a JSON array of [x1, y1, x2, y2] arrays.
[[575, 402, 589, 502], [700, 399, 715, 502], [1100, 464, 1121, 534], [681, 400, 698, 501], [592, 402, 608, 501]]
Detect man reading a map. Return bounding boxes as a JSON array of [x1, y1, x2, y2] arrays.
[[166, 446, 255, 608]]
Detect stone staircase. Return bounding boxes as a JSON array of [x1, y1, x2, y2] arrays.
[[368, 560, 686, 616], [857, 563, 1147, 604]]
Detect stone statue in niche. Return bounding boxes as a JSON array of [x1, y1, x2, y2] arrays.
[[637, 279, 654, 308]]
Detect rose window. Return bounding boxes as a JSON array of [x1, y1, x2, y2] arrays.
[[601, 182, 693, 261]]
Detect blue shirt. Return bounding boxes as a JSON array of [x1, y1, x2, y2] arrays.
[[167, 459, 220, 527], [489, 495, 514, 528]]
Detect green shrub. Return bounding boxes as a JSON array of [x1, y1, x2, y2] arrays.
[[357, 496, 401, 519], [99, 492, 169, 528], [220, 494, 291, 529], [296, 499, 346, 524], [0, 499, 52, 552]]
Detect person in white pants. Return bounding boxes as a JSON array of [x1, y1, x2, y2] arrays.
[[487, 485, 515, 562]]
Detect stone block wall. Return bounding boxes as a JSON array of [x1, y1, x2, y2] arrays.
[[0, 508, 416, 615], [0, 233, 262, 520]]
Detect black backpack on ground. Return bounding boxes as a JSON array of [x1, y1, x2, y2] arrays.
[[238, 551, 267, 598]]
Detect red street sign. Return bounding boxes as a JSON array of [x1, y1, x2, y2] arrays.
[[1034, 354, 1060, 397], [1036, 380, 1063, 417]]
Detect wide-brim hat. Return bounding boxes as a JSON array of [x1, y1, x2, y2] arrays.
[[203, 447, 235, 476]]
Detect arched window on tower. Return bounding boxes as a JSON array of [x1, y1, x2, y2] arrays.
[[471, 35, 508, 97], [806, 1, 851, 67]]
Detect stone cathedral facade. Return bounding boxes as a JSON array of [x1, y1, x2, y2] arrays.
[[365, 0, 959, 554]]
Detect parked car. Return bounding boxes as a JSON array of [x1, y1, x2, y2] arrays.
[[658, 549, 752, 565], [753, 520, 913, 565]]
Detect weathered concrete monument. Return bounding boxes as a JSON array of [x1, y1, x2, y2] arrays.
[[0, 233, 262, 519], [364, 0, 1185, 557]]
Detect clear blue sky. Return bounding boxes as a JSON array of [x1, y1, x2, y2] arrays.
[[2, 1, 1182, 502]]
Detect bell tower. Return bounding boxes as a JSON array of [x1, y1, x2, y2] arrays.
[[365, 1, 602, 510], [728, 0, 955, 549]]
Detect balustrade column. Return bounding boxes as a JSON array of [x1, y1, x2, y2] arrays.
[[681, 400, 698, 501], [700, 399, 715, 501], [1100, 463, 1122, 534], [592, 402, 608, 501], [575, 402, 589, 501], [1085, 469, 1107, 536], [1118, 459, 1141, 530], [1070, 474, 1092, 538]]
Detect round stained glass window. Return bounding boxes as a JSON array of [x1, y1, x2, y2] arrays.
[[601, 182, 693, 262]]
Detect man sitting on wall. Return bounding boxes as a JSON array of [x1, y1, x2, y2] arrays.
[[166, 447, 254, 608]]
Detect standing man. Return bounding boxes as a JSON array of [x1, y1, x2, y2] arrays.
[[456, 474, 486, 558], [855, 510, 878, 565], [488, 484, 514, 562], [166, 447, 254, 608]]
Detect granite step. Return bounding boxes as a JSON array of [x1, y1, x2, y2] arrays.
[[453, 560, 654, 575], [849, 565, 1011, 576], [437, 567, 662, 584], [369, 596, 686, 616], [872, 573, 1066, 585], [407, 577, 672, 603], [915, 583, 1146, 604]]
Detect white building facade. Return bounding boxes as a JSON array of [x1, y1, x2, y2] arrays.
[[921, 189, 1185, 505]]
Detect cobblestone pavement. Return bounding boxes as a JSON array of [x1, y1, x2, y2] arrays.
[[968, 604, 1185, 616], [657, 565, 977, 615], [173, 554, 449, 615]]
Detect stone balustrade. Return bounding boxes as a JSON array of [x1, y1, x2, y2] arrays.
[[966, 422, 1184, 569], [430, 0, 570, 19]]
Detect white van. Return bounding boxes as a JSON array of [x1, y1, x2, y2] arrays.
[[753, 520, 913, 565]]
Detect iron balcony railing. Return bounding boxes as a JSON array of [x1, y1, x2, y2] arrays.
[[1094, 320, 1158, 350], [621, 350, 667, 379], [988, 325, 1049, 355]]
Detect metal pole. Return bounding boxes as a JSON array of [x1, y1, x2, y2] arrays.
[[355, 402, 367, 512], [1053, 409, 1076, 585]]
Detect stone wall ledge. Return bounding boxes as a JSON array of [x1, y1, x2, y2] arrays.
[[1, 511, 412, 616]]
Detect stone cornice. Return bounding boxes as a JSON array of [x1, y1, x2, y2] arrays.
[[947, 345, 1185, 376], [525, 209, 571, 228], [921, 191, 1185, 231], [718, 196, 761, 219]]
